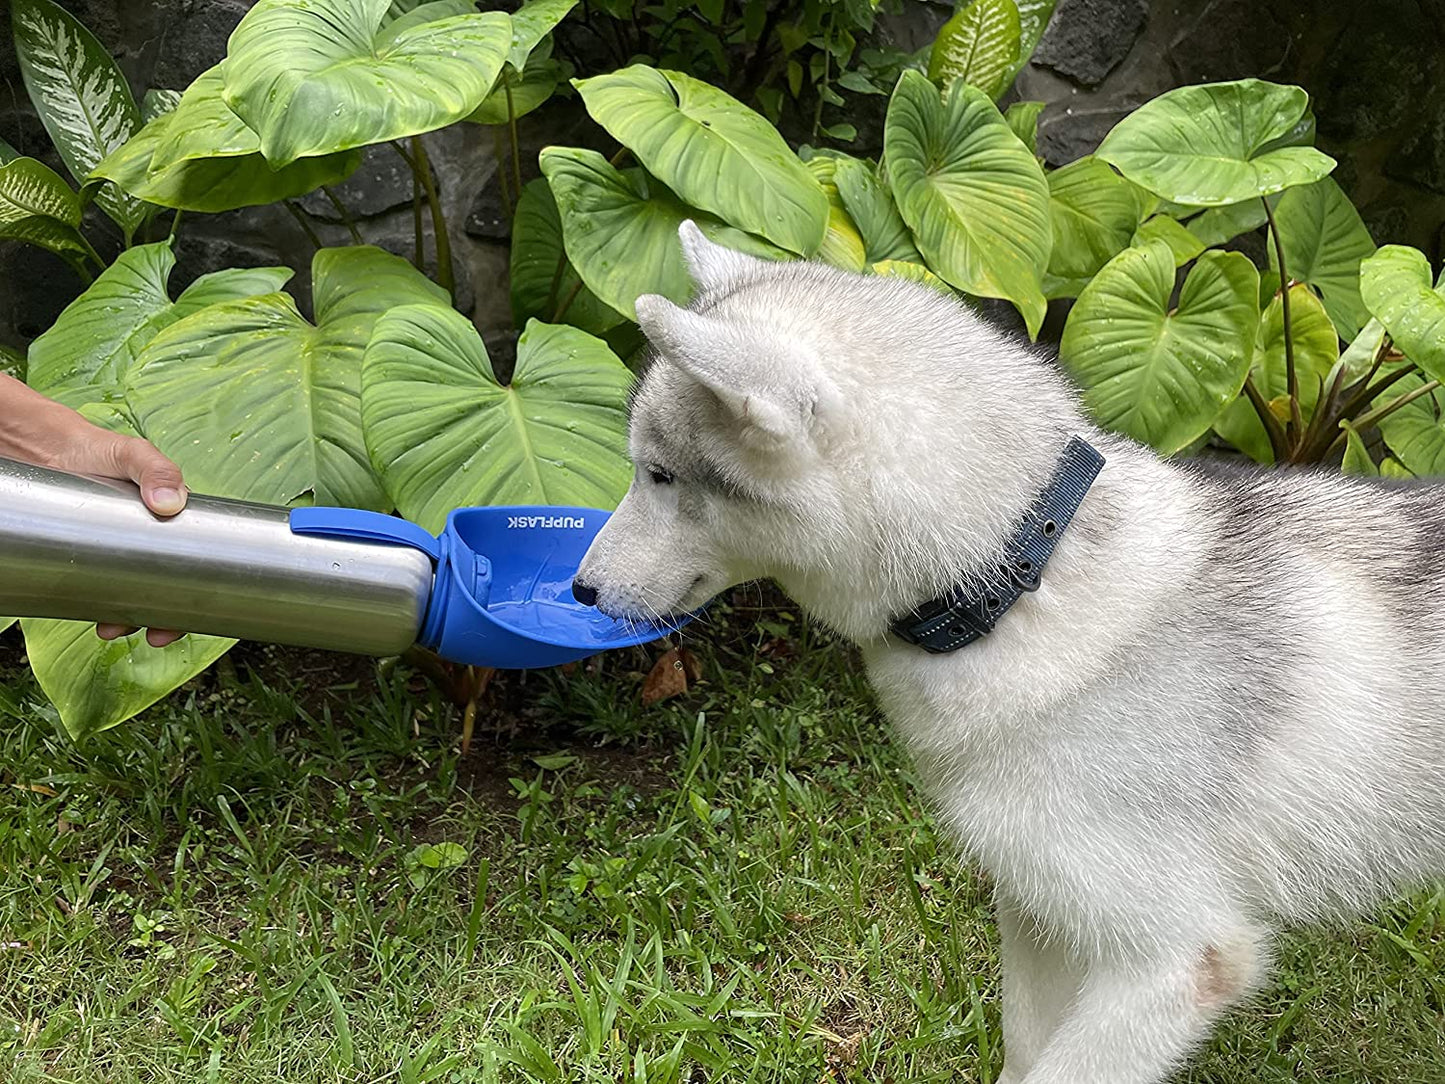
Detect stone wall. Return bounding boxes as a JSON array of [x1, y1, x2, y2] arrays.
[[3, 0, 1443, 356]]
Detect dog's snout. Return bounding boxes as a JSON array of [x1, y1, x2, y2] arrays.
[[572, 579, 599, 606]]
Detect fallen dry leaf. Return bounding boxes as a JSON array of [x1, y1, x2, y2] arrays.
[[12, 783, 57, 798], [641, 646, 702, 705]]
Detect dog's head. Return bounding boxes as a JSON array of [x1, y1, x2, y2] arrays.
[[574, 222, 1081, 640]]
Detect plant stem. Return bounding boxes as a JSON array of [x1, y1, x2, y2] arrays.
[[491, 126, 514, 220], [168, 209, 183, 242], [608, 146, 630, 168], [411, 135, 455, 299], [553, 277, 585, 323], [283, 201, 324, 250], [504, 72, 523, 194], [1263, 196, 1302, 443], [321, 186, 363, 245], [1331, 379, 1441, 451], [544, 252, 568, 317], [1242, 373, 1289, 464]]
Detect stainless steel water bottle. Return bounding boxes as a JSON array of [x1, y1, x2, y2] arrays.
[[0, 456, 433, 656]]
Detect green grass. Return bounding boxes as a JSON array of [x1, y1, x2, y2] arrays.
[[0, 606, 1442, 1083]]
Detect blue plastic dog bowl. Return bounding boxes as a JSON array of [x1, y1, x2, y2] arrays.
[[289, 504, 683, 669]]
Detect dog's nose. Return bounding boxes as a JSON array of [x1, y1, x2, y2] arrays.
[[572, 579, 599, 606]]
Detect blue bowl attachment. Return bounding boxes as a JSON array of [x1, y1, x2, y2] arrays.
[[289, 505, 684, 669]]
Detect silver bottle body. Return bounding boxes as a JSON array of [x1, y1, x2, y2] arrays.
[[0, 457, 433, 656]]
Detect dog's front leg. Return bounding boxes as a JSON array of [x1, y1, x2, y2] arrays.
[[1015, 933, 1264, 1084], [995, 897, 1082, 1084]]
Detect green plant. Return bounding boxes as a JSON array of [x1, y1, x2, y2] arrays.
[[4, 0, 1443, 739]]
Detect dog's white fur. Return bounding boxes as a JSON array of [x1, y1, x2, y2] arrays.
[[575, 222, 1445, 1083]]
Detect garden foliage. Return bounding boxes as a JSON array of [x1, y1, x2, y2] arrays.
[[2, 0, 1440, 735]]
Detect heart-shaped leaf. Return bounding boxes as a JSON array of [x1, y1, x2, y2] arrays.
[[0, 156, 94, 272], [11, 0, 148, 236], [832, 155, 921, 263], [221, 0, 511, 166], [504, 0, 577, 69], [573, 65, 828, 256], [927, 0, 1021, 101], [510, 177, 624, 336], [23, 620, 235, 740], [1359, 245, 1445, 382], [90, 90, 362, 214], [127, 246, 448, 508], [1060, 241, 1260, 454], [883, 71, 1050, 336], [1378, 373, 1445, 477], [1213, 283, 1339, 463], [27, 240, 292, 405], [1131, 215, 1204, 266], [1271, 178, 1375, 341], [1095, 80, 1335, 206], [1045, 155, 1155, 286], [540, 147, 787, 321], [376, 0, 479, 43], [1184, 199, 1269, 249], [363, 307, 633, 531], [469, 52, 562, 125]]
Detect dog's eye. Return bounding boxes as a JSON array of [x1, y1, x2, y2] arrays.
[[647, 465, 674, 485]]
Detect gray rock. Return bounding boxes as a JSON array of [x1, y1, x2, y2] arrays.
[[465, 181, 512, 242], [1166, 0, 1291, 85], [147, 0, 253, 90], [298, 143, 417, 222], [1386, 92, 1445, 196], [1033, 0, 1148, 88], [1036, 105, 1132, 168], [1316, 0, 1436, 143], [0, 243, 82, 346]]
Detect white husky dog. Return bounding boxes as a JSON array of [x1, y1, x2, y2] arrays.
[[573, 222, 1445, 1084]]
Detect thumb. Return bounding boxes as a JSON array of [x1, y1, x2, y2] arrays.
[[112, 436, 188, 516]]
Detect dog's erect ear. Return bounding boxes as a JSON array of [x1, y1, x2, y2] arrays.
[[677, 220, 758, 293], [635, 293, 837, 445]]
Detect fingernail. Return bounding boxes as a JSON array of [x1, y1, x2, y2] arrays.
[[151, 487, 185, 514]]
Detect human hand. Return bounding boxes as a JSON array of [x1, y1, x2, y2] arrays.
[[0, 373, 188, 647]]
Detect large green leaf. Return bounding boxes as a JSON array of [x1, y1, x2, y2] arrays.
[[816, 206, 868, 272], [1214, 283, 1339, 463], [510, 177, 624, 337], [1060, 241, 1260, 454], [26, 240, 292, 404], [504, 0, 577, 69], [469, 53, 561, 125], [10, 0, 147, 236], [1015, 0, 1057, 61], [1378, 372, 1445, 478], [1045, 155, 1155, 286], [127, 246, 448, 508], [1095, 80, 1335, 206], [1184, 199, 1269, 249], [23, 619, 235, 740], [221, 0, 511, 166], [90, 95, 362, 213], [883, 71, 1050, 336], [573, 65, 828, 256], [0, 156, 93, 270], [927, 0, 1021, 101], [832, 156, 921, 263], [363, 306, 633, 531], [1359, 245, 1445, 382], [1272, 178, 1375, 341], [540, 147, 787, 321]]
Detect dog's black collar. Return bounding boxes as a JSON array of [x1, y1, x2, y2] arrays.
[[888, 436, 1105, 654]]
